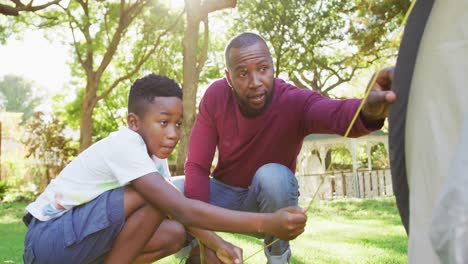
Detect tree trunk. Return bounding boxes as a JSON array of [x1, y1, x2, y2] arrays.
[[174, 0, 236, 175], [175, 2, 200, 176], [79, 83, 98, 152]]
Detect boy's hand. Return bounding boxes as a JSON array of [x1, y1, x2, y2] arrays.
[[266, 207, 307, 240], [215, 240, 243, 264]]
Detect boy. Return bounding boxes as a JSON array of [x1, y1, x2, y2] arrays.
[[23, 74, 307, 264]]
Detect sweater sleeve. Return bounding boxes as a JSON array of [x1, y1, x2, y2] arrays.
[[184, 88, 219, 202], [299, 90, 381, 137]]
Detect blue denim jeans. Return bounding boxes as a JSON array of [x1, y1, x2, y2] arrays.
[[172, 163, 299, 257]]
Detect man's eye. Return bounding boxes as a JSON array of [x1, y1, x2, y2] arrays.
[[160, 121, 168, 125], [176, 122, 182, 127]]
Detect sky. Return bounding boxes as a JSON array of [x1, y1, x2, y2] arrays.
[[0, 29, 71, 96]]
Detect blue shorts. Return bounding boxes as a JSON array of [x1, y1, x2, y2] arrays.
[[23, 187, 125, 264]]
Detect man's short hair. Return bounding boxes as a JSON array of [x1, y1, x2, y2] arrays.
[[224, 32, 268, 68], [128, 73, 182, 116]]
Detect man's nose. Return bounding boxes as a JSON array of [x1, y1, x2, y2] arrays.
[[249, 72, 262, 88]]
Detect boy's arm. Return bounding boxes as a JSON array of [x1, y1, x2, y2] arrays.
[[166, 178, 242, 263], [131, 172, 306, 240]]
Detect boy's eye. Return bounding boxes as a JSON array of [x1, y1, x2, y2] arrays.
[[176, 122, 182, 127], [160, 120, 168, 125]]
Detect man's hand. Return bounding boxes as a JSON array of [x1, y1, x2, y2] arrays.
[[265, 206, 307, 241], [215, 240, 243, 264], [361, 67, 396, 121]]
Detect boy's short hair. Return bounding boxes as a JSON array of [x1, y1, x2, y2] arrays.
[[128, 73, 183, 116]]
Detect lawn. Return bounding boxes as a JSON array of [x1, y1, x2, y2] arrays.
[[0, 197, 407, 264]]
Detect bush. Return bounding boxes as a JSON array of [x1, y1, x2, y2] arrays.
[[1, 173, 38, 203], [0, 181, 8, 201]]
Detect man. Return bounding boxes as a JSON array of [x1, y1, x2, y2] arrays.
[[180, 32, 395, 263]]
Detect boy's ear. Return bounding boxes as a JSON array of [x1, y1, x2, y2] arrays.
[[127, 113, 139, 131]]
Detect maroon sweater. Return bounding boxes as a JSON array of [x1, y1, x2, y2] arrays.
[[185, 78, 377, 202]]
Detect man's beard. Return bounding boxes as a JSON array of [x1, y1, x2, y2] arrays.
[[236, 82, 275, 118]]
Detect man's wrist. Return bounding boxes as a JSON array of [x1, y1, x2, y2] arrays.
[[359, 111, 385, 130]]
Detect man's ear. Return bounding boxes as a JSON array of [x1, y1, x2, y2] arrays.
[[225, 69, 233, 88], [127, 112, 139, 131]]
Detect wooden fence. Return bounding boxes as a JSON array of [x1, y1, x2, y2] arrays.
[[297, 168, 393, 201]]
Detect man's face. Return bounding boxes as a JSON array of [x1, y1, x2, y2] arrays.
[[132, 96, 183, 159], [226, 42, 274, 117]]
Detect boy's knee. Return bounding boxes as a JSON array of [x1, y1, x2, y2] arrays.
[[166, 222, 187, 253], [123, 186, 150, 218]]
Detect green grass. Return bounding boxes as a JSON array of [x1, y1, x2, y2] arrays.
[[0, 198, 407, 264], [0, 202, 28, 264]]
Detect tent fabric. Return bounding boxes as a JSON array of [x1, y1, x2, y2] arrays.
[[389, 0, 435, 235], [430, 117, 468, 263], [390, 0, 468, 263]]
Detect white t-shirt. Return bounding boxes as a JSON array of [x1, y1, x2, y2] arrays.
[[26, 127, 172, 221]]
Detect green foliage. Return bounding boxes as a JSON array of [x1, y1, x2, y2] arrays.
[[1, 157, 44, 202], [0, 15, 17, 44], [0, 181, 8, 201], [0, 74, 43, 122], [369, 143, 389, 168], [328, 142, 389, 171], [233, 0, 409, 96], [91, 85, 128, 141], [329, 145, 353, 170], [21, 111, 78, 188], [1, 178, 37, 203], [44, 0, 185, 144]]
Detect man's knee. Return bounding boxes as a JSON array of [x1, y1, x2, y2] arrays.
[[253, 163, 297, 189], [252, 163, 299, 204]]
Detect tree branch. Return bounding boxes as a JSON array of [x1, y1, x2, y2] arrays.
[[201, 0, 236, 15], [0, 0, 60, 16], [196, 16, 209, 75], [95, 0, 148, 81], [96, 8, 184, 102]]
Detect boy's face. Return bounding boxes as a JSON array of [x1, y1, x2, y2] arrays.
[[129, 96, 183, 159]]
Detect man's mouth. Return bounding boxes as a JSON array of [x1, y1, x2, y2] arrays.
[[249, 93, 266, 105]]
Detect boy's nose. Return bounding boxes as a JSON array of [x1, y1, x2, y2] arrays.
[[166, 125, 178, 139]]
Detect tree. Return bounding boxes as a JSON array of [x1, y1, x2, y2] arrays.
[[0, 74, 43, 121], [22, 111, 78, 190], [174, 0, 236, 175], [234, 0, 410, 96], [48, 0, 183, 151], [0, 0, 61, 16]]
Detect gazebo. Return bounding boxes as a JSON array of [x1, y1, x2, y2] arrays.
[[296, 131, 393, 200]]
